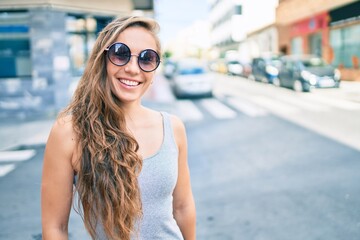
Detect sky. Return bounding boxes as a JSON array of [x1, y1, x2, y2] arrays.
[[154, 0, 210, 46]]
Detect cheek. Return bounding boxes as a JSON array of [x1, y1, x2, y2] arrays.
[[106, 65, 117, 92], [145, 72, 155, 83], [106, 61, 115, 75]]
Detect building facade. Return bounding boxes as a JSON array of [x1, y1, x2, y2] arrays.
[[208, 0, 279, 61], [243, 23, 280, 61], [276, 0, 360, 81], [0, 0, 154, 119], [208, 0, 244, 57]]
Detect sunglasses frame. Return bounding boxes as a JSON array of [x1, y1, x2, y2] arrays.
[[105, 42, 161, 72]]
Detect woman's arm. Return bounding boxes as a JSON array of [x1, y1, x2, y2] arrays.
[[171, 115, 196, 240], [41, 116, 76, 240]]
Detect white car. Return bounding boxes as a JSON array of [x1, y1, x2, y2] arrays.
[[171, 59, 214, 98]]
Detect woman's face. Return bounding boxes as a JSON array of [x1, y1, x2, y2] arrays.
[[106, 26, 159, 104]]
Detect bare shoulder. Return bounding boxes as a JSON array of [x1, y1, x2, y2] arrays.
[[46, 114, 77, 163], [168, 113, 185, 131], [168, 113, 187, 146], [50, 114, 76, 141]]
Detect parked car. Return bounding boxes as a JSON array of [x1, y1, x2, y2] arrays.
[[278, 55, 341, 92], [209, 59, 228, 74], [226, 60, 252, 78], [249, 54, 282, 84], [170, 59, 214, 98], [163, 59, 177, 79]]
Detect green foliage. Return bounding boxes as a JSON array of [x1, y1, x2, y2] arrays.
[[163, 50, 173, 59]]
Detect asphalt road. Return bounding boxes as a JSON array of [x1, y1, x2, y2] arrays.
[[186, 104, 360, 240], [0, 74, 359, 239]]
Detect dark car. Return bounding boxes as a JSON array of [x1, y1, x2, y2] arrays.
[[249, 54, 282, 84], [278, 55, 341, 92]]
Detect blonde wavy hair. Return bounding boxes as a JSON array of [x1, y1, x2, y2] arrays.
[[61, 16, 161, 239]]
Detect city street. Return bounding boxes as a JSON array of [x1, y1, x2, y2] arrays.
[[0, 73, 360, 239]]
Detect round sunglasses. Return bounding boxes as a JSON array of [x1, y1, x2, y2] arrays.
[[105, 42, 161, 72]]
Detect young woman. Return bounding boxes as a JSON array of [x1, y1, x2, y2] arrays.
[[41, 16, 196, 240]]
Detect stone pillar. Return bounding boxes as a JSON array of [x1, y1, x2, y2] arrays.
[[29, 8, 72, 114]]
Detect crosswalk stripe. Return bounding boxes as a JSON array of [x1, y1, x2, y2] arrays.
[[176, 100, 204, 122], [0, 149, 36, 162], [200, 99, 237, 119], [227, 97, 268, 117], [174, 89, 359, 123], [0, 164, 16, 177]]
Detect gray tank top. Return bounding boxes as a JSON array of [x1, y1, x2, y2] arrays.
[[92, 111, 183, 239], [135, 111, 183, 239]]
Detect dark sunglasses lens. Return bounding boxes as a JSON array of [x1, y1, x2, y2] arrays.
[[108, 43, 130, 66], [138, 50, 160, 72]]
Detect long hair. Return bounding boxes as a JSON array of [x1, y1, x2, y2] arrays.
[[61, 16, 161, 240]]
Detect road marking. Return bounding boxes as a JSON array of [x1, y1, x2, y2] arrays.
[[250, 95, 301, 115], [0, 149, 36, 162], [302, 94, 360, 111], [200, 99, 237, 119], [275, 94, 331, 112], [0, 164, 16, 177], [176, 100, 203, 122], [227, 97, 268, 117]]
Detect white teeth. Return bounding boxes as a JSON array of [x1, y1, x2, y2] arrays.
[[119, 79, 140, 86]]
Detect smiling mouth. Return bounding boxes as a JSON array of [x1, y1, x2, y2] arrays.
[[119, 79, 141, 87]]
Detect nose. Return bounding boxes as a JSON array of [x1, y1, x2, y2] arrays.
[[124, 55, 140, 74]]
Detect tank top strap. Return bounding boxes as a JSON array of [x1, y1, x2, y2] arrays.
[[160, 111, 177, 150]]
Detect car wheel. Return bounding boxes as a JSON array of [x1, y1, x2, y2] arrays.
[[293, 80, 304, 92], [272, 78, 280, 87]]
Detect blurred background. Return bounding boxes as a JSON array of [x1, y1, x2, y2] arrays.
[[0, 0, 360, 239]]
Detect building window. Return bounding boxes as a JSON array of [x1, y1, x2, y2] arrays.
[[330, 24, 360, 68], [66, 15, 111, 76], [291, 37, 303, 55], [308, 33, 322, 57], [0, 11, 31, 78], [66, 15, 95, 76], [235, 5, 242, 15]]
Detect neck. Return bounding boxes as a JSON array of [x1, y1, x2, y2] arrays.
[[120, 100, 145, 123]]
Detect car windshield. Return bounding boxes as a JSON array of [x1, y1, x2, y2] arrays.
[[179, 67, 205, 75], [265, 57, 282, 68], [270, 59, 282, 68], [177, 60, 207, 75], [301, 58, 327, 67]]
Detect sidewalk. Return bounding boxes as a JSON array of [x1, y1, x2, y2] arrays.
[[338, 81, 360, 103], [0, 117, 55, 151]]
